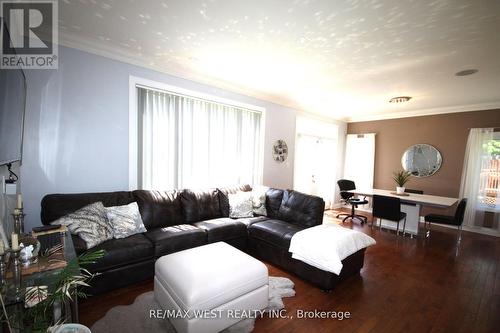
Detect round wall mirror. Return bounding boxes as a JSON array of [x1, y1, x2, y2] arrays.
[[401, 144, 442, 177]]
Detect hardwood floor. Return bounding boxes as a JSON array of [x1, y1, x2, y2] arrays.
[[79, 210, 500, 333]]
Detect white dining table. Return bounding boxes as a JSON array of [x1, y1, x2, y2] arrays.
[[347, 188, 458, 236]]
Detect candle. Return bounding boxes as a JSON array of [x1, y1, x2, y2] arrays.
[[17, 194, 23, 209], [11, 233, 19, 251], [0, 241, 4, 255]]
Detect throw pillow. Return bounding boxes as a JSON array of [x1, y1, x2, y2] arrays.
[[106, 202, 147, 239], [51, 201, 113, 249], [251, 187, 268, 216], [229, 192, 254, 218]]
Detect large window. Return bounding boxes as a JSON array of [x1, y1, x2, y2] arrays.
[[131, 79, 263, 190], [460, 128, 500, 233]]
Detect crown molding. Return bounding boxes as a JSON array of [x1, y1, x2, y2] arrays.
[[57, 32, 500, 125], [57, 32, 306, 112], [346, 102, 500, 123]]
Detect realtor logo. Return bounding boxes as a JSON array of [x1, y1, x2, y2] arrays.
[[1, 0, 58, 69]]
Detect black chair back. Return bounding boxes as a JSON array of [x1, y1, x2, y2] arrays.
[[454, 198, 467, 225], [337, 179, 355, 200], [373, 195, 402, 222], [405, 189, 423, 194]]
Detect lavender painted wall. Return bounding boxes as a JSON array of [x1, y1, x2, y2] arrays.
[[20, 46, 318, 230]]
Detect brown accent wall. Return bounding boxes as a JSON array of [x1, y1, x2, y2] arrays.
[[347, 109, 500, 214]]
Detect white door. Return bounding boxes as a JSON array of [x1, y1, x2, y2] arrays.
[[294, 133, 337, 209]]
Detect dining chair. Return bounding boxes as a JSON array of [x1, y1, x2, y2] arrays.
[[372, 195, 407, 236], [424, 198, 467, 242], [336, 179, 368, 224], [402, 189, 423, 210]]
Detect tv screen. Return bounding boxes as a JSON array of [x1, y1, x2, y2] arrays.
[[0, 21, 26, 166]]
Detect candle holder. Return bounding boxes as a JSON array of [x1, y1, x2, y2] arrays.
[[12, 209, 26, 235], [9, 248, 22, 301], [0, 253, 6, 286]]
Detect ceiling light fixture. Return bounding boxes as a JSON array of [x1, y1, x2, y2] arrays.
[[389, 96, 412, 104], [455, 69, 478, 76]]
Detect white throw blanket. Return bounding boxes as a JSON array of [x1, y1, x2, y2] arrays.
[[289, 224, 376, 275]]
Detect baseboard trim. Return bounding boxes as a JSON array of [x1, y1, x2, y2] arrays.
[[429, 222, 499, 237]]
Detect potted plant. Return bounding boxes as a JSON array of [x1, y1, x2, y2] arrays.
[[0, 249, 104, 333], [393, 170, 411, 194]]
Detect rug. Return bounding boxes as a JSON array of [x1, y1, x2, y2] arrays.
[[324, 210, 344, 224], [91, 276, 295, 333]]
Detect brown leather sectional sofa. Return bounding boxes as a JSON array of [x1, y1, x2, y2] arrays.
[[40, 185, 365, 294]]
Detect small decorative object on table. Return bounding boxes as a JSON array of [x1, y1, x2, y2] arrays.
[[52, 323, 92, 333], [392, 170, 411, 194], [19, 235, 41, 267], [9, 247, 22, 301], [12, 208, 25, 235], [0, 242, 6, 285]]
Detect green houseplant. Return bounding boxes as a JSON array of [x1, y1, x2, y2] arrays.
[[0, 249, 105, 333], [393, 170, 411, 194]]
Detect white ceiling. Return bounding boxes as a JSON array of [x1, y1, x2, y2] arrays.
[[58, 0, 500, 121]]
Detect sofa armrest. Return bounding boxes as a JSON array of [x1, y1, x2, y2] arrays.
[[71, 234, 87, 255]]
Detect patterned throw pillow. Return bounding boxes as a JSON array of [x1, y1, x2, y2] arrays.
[[51, 201, 113, 249], [251, 188, 268, 216], [106, 202, 147, 239], [229, 192, 254, 218]]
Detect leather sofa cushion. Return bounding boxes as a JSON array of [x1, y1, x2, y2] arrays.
[[144, 224, 207, 257], [41, 191, 135, 225], [248, 219, 305, 249], [71, 234, 87, 255], [278, 190, 325, 227], [217, 185, 252, 217], [265, 188, 284, 219], [85, 233, 154, 272], [194, 218, 247, 243], [180, 189, 222, 223], [132, 190, 183, 230]]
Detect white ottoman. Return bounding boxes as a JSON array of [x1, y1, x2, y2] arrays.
[[154, 242, 269, 333]]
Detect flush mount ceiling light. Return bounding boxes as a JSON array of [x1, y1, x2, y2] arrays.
[[389, 96, 412, 104], [455, 69, 479, 76]]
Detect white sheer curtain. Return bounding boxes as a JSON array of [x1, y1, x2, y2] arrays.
[[459, 128, 500, 231], [343, 133, 376, 190], [138, 88, 262, 190]]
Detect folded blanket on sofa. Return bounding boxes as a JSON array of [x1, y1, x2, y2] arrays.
[[289, 224, 376, 275]]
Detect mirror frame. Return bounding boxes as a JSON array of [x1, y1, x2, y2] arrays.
[[401, 144, 442, 178]]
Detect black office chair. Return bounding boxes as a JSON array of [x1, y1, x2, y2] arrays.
[[424, 198, 467, 242], [336, 179, 368, 224], [372, 195, 407, 236]]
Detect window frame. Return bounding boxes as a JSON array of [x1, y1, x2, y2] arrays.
[[128, 76, 266, 190]]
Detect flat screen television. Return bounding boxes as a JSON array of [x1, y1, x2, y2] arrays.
[[0, 20, 27, 166]]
